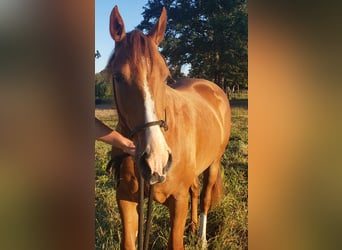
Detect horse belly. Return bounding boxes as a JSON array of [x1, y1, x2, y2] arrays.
[[194, 125, 227, 176], [192, 85, 230, 175]]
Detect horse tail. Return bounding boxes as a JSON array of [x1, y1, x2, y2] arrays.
[[210, 166, 224, 206]]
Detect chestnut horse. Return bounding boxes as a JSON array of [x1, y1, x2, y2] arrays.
[[107, 5, 231, 250]]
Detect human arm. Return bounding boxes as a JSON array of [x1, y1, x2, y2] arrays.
[[95, 118, 135, 156]]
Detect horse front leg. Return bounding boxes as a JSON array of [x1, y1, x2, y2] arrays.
[[165, 192, 189, 250], [116, 157, 139, 250], [117, 199, 138, 250]]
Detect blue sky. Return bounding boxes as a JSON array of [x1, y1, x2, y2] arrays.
[[95, 0, 148, 73]]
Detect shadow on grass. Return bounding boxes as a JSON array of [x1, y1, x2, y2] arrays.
[[230, 98, 248, 109]]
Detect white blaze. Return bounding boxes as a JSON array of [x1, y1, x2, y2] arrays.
[[142, 68, 170, 177]]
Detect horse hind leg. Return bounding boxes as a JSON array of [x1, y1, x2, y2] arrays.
[[190, 177, 200, 233], [199, 159, 224, 247]]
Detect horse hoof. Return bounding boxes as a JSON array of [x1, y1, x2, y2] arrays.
[[200, 239, 208, 249]]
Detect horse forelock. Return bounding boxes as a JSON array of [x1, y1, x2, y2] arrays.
[[107, 29, 170, 81], [129, 30, 152, 67], [106, 30, 152, 72], [118, 30, 154, 74]]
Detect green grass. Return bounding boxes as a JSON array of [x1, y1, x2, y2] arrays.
[[95, 103, 248, 250]]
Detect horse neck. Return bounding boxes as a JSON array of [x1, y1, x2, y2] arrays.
[[164, 84, 175, 107], [164, 85, 181, 122]]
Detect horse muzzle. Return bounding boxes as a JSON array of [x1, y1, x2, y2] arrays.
[[138, 151, 172, 185]]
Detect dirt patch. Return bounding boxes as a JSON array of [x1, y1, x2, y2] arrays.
[[95, 105, 117, 121]]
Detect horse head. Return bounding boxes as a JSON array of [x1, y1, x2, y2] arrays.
[[108, 6, 172, 185]]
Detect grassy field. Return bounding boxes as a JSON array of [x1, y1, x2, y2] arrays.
[[95, 97, 248, 250]]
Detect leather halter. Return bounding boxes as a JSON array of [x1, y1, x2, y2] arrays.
[[112, 77, 168, 139], [129, 109, 168, 138]]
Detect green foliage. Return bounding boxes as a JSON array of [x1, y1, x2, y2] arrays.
[[138, 0, 248, 89], [95, 101, 248, 249], [95, 72, 114, 104]]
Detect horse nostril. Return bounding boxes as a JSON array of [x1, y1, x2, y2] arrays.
[[141, 151, 151, 160], [163, 153, 172, 174], [138, 151, 172, 184], [150, 172, 166, 185], [139, 154, 151, 182], [141, 146, 151, 159]]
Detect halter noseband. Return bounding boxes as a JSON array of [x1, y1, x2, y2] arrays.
[[129, 109, 168, 138]]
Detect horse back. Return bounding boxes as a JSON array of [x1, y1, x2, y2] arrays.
[[171, 78, 230, 138]]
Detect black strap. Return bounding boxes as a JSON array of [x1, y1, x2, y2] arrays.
[[130, 109, 168, 138], [106, 153, 129, 189]]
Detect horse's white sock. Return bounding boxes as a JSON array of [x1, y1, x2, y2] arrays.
[[199, 213, 207, 242]]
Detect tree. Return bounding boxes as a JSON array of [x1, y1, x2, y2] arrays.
[[95, 71, 113, 104], [138, 0, 247, 90]]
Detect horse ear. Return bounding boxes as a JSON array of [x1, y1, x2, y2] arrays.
[[148, 7, 167, 45], [110, 5, 126, 42]]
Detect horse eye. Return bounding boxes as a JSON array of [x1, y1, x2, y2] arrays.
[[166, 75, 175, 85], [113, 73, 124, 83]]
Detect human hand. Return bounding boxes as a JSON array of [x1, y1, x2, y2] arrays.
[[121, 139, 136, 156]]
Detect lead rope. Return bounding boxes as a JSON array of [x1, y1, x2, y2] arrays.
[[113, 77, 156, 249], [138, 174, 144, 250], [138, 174, 154, 250], [144, 184, 154, 250]]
